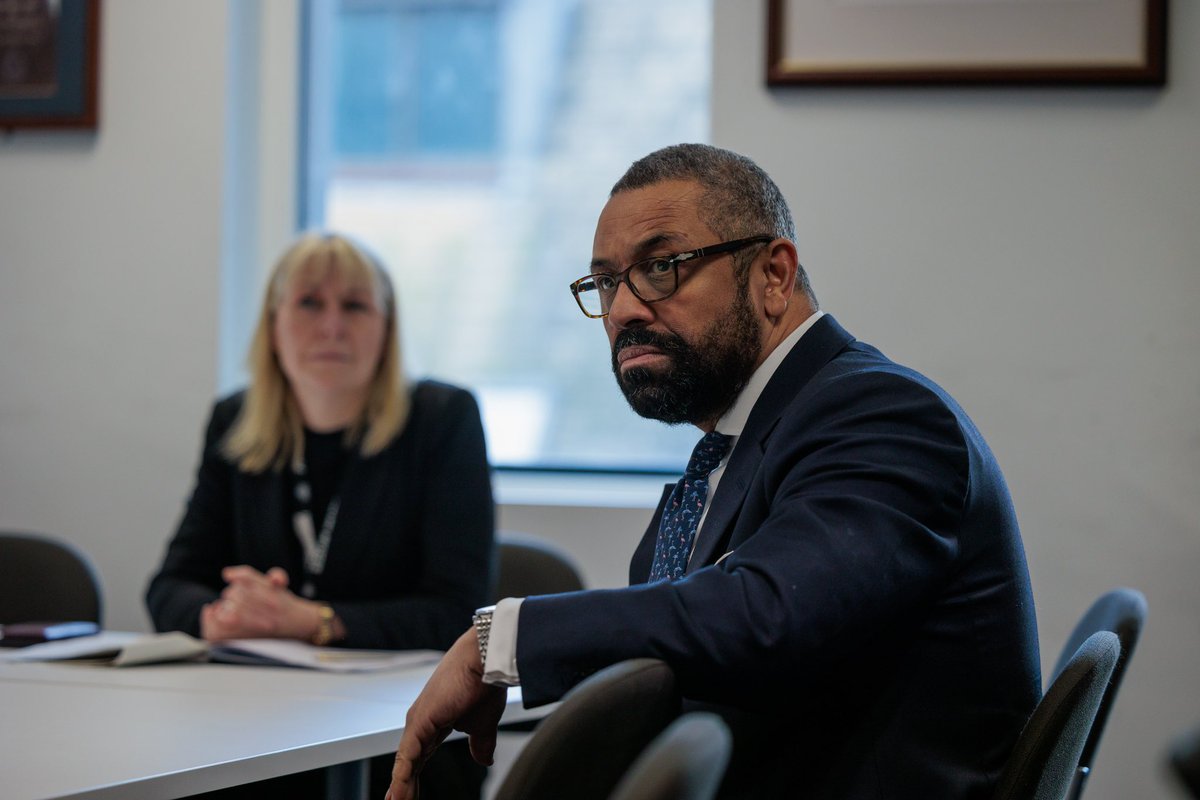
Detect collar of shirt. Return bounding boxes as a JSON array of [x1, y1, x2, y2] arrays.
[[713, 309, 825, 443], [696, 310, 825, 539]]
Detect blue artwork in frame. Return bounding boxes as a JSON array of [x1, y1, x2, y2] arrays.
[[0, 0, 99, 130]]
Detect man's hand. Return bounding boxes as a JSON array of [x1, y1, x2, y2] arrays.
[[387, 629, 508, 800], [199, 566, 323, 641]]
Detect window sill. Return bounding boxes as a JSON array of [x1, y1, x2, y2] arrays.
[[493, 469, 671, 509]]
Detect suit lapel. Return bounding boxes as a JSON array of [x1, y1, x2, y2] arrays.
[[686, 315, 855, 572]]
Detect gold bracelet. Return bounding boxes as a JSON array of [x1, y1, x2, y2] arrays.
[[312, 604, 336, 646]]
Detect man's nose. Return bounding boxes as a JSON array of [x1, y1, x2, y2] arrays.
[[605, 280, 654, 330]]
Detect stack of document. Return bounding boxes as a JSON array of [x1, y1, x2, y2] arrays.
[[0, 630, 442, 673]]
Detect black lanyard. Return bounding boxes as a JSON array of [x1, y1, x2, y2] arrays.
[[291, 458, 340, 599]]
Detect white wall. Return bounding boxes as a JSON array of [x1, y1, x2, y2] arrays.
[[1, 3, 1197, 799], [0, 2, 228, 630], [0, 1, 297, 637]]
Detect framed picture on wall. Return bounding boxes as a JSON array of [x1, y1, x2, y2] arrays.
[[766, 0, 1167, 87], [0, 0, 100, 130]]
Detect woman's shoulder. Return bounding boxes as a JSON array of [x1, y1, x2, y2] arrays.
[[398, 380, 485, 449], [365, 380, 487, 464], [208, 390, 248, 433], [409, 379, 480, 415], [214, 389, 247, 416]]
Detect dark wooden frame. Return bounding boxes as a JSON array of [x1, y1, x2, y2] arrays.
[[766, 0, 1167, 87], [0, 0, 100, 130]]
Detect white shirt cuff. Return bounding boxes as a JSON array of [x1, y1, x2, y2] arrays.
[[482, 597, 523, 686]]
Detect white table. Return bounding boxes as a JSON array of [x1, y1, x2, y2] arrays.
[[0, 658, 544, 800]]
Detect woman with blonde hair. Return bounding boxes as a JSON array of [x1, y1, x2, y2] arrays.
[[146, 232, 494, 654]]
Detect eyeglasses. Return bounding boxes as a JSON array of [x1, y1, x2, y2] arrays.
[[569, 235, 773, 319]]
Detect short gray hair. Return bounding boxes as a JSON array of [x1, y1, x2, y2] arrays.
[[613, 144, 795, 240], [612, 144, 814, 301]]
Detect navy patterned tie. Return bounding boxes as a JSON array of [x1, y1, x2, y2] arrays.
[[649, 431, 734, 581]]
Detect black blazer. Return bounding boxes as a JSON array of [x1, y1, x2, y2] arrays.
[[516, 316, 1040, 799], [146, 380, 494, 650]]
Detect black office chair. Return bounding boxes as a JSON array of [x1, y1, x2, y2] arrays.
[[492, 530, 586, 602], [992, 631, 1120, 800], [1168, 723, 1200, 799], [607, 712, 732, 800], [0, 531, 103, 625], [492, 658, 681, 800], [1050, 587, 1147, 800]]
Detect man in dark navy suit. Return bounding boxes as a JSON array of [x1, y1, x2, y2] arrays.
[[388, 144, 1040, 800]]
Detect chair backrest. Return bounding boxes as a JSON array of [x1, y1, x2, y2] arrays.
[[0, 531, 103, 625], [1168, 723, 1200, 800], [492, 530, 585, 603], [1051, 587, 1147, 800], [992, 631, 1120, 800], [493, 658, 680, 800], [607, 712, 733, 800]]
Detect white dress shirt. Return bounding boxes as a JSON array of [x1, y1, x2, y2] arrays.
[[482, 311, 826, 686]]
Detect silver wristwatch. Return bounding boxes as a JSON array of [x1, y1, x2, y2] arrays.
[[472, 605, 496, 665]]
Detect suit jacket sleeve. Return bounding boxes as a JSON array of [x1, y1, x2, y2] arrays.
[[144, 397, 241, 636], [515, 367, 973, 708]]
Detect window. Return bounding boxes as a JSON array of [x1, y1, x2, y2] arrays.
[[332, 1, 500, 161], [301, 0, 712, 471]]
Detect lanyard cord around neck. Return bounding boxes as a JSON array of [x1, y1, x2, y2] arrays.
[[291, 456, 340, 599]]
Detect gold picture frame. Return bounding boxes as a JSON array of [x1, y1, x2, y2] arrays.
[[766, 0, 1167, 87]]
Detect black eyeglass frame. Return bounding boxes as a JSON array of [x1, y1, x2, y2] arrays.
[[568, 235, 774, 319]]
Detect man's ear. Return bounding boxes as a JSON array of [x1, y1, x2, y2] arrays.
[[761, 239, 799, 320]]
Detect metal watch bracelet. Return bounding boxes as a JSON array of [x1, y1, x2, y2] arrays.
[[472, 605, 495, 665]]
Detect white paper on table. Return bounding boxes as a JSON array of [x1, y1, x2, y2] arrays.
[[1, 630, 442, 673], [209, 639, 443, 673]]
